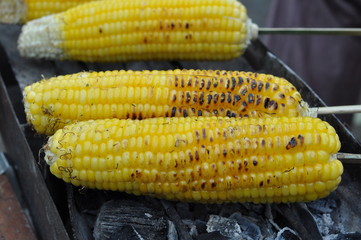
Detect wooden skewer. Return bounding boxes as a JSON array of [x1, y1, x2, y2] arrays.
[[258, 27, 361, 36], [336, 153, 361, 164], [308, 105, 361, 116]]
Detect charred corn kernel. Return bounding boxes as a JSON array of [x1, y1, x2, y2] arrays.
[[0, 0, 98, 23], [44, 116, 343, 204], [23, 69, 308, 135], [17, 0, 258, 61]]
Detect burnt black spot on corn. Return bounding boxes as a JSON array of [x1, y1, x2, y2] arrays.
[[265, 82, 270, 90], [227, 94, 232, 104], [231, 77, 237, 90], [286, 137, 297, 150], [185, 92, 191, 103], [248, 94, 255, 104], [24, 69, 308, 135], [207, 95, 213, 105], [298, 134, 305, 145], [183, 109, 188, 117], [234, 95, 241, 104], [250, 79, 257, 90], [220, 93, 226, 103]]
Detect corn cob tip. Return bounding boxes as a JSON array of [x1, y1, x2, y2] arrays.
[[298, 100, 310, 117], [249, 21, 259, 40], [18, 15, 64, 59], [43, 137, 57, 166], [22, 87, 31, 120], [0, 0, 25, 24]]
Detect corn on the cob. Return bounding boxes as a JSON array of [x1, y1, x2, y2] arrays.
[[44, 116, 343, 203], [0, 0, 98, 24], [17, 0, 258, 61], [23, 69, 308, 135]]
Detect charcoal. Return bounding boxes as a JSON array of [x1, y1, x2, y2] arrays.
[[307, 198, 337, 214], [229, 213, 262, 240], [195, 232, 230, 240], [194, 220, 207, 235], [324, 234, 339, 240], [206, 215, 241, 238], [206, 215, 254, 240], [161, 200, 192, 240], [107, 225, 143, 240], [191, 204, 209, 221], [334, 233, 361, 240], [324, 232, 361, 240], [175, 202, 193, 220], [182, 219, 198, 237], [93, 200, 167, 240], [67, 185, 94, 240], [240, 203, 265, 216], [275, 203, 323, 240], [258, 221, 276, 240], [275, 227, 301, 240], [333, 188, 361, 233], [218, 203, 245, 217]]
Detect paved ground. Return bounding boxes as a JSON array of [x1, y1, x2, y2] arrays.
[[0, 174, 37, 240]]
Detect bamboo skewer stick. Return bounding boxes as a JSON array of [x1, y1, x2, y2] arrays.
[[336, 153, 361, 164], [308, 105, 361, 116], [258, 28, 361, 36]]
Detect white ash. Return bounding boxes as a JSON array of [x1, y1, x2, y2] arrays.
[[323, 234, 339, 240], [313, 213, 333, 236], [206, 215, 254, 240], [167, 220, 178, 240], [144, 213, 152, 218], [229, 213, 262, 240], [275, 227, 300, 240], [307, 198, 337, 214], [206, 215, 242, 239]]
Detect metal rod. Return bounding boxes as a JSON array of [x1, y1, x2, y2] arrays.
[[258, 27, 361, 36], [309, 105, 361, 115], [337, 153, 361, 164]]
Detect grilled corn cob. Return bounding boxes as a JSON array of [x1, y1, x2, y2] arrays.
[[44, 116, 343, 203], [23, 69, 308, 135], [0, 0, 98, 24], [17, 0, 257, 61]]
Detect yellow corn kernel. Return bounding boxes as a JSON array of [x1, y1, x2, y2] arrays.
[[23, 69, 308, 135], [18, 0, 257, 61], [0, 0, 99, 24], [44, 116, 343, 204]]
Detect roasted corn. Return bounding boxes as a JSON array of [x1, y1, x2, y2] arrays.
[[44, 116, 343, 203], [17, 0, 258, 61], [23, 69, 308, 135]]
